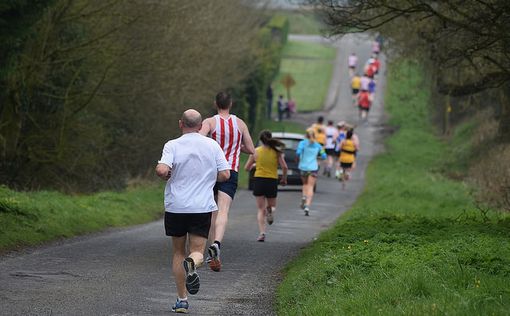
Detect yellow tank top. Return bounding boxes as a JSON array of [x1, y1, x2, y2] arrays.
[[351, 76, 361, 89], [254, 146, 278, 179], [312, 123, 326, 145], [340, 139, 356, 163]]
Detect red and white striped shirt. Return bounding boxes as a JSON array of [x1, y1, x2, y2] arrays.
[[210, 114, 242, 172]]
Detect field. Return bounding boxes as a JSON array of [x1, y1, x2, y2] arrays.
[[273, 40, 336, 112]]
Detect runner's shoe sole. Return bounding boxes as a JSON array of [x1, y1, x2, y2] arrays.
[[183, 258, 200, 295], [300, 197, 306, 210], [207, 244, 221, 272]]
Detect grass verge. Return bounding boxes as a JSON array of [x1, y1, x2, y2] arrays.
[[0, 184, 163, 252], [273, 40, 336, 112], [276, 60, 510, 315]]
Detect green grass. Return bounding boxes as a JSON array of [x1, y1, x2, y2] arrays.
[[273, 40, 335, 112], [0, 184, 163, 251], [276, 60, 510, 315], [275, 10, 324, 35]]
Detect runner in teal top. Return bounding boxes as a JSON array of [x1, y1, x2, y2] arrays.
[[296, 129, 326, 216], [296, 138, 326, 171]]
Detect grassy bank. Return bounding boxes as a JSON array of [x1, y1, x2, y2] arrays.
[[276, 60, 510, 315], [273, 40, 335, 112], [0, 184, 163, 251]]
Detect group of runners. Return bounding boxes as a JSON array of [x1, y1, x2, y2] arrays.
[[310, 117, 360, 189], [155, 95, 362, 314], [348, 39, 382, 122], [154, 40, 380, 313]]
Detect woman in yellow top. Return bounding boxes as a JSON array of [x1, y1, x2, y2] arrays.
[[338, 129, 359, 188], [244, 130, 288, 242], [351, 74, 361, 104]]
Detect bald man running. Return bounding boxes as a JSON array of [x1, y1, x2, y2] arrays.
[[156, 109, 230, 313]]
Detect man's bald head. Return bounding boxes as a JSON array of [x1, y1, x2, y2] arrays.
[[181, 109, 202, 129]]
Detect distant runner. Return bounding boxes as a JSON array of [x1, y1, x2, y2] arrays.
[[348, 52, 358, 77], [200, 92, 255, 272], [360, 74, 370, 92], [310, 116, 326, 146], [338, 129, 359, 189], [334, 121, 347, 179], [244, 130, 288, 242], [358, 90, 372, 122], [351, 74, 361, 105], [156, 109, 230, 313], [324, 120, 338, 177], [372, 40, 380, 55]]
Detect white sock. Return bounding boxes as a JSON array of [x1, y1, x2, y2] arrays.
[[178, 296, 188, 302]]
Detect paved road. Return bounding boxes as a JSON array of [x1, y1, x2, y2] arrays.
[[0, 34, 385, 316]]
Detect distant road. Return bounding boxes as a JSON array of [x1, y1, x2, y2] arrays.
[[0, 34, 386, 316]]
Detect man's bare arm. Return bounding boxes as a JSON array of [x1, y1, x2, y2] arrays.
[[217, 169, 230, 182], [199, 117, 213, 136], [155, 163, 171, 180], [238, 119, 255, 154]]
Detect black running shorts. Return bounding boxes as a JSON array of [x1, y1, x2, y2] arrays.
[[214, 170, 238, 200], [252, 177, 278, 198], [325, 148, 337, 156], [340, 162, 353, 169], [164, 212, 212, 238], [352, 88, 359, 95]]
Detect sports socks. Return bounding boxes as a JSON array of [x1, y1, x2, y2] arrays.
[[213, 240, 221, 249]]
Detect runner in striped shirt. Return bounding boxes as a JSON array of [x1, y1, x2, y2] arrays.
[[200, 91, 255, 272]]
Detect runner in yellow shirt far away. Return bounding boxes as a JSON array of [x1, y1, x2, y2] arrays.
[[351, 74, 361, 105]]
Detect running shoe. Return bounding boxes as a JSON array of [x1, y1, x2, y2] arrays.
[[183, 257, 200, 295], [300, 196, 307, 210], [207, 243, 221, 272], [304, 206, 310, 216], [266, 206, 274, 225], [257, 233, 266, 242], [171, 299, 189, 313]]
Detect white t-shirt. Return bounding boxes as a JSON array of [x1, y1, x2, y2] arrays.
[[158, 132, 229, 214], [325, 126, 337, 149], [348, 55, 358, 67], [360, 76, 371, 91]]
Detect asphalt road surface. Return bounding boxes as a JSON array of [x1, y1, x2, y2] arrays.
[[0, 34, 386, 315]]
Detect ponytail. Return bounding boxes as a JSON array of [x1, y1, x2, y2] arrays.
[[259, 130, 285, 153], [305, 128, 316, 144]]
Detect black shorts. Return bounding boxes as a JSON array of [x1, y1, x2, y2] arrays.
[[214, 170, 238, 200], [325, 148, 337, 156], [164, 212, 212, 238], [252, 177, 278, 198], [340, 162, 353, 169], [358, 105, 370, 112], [352, 88, 359, 95]]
